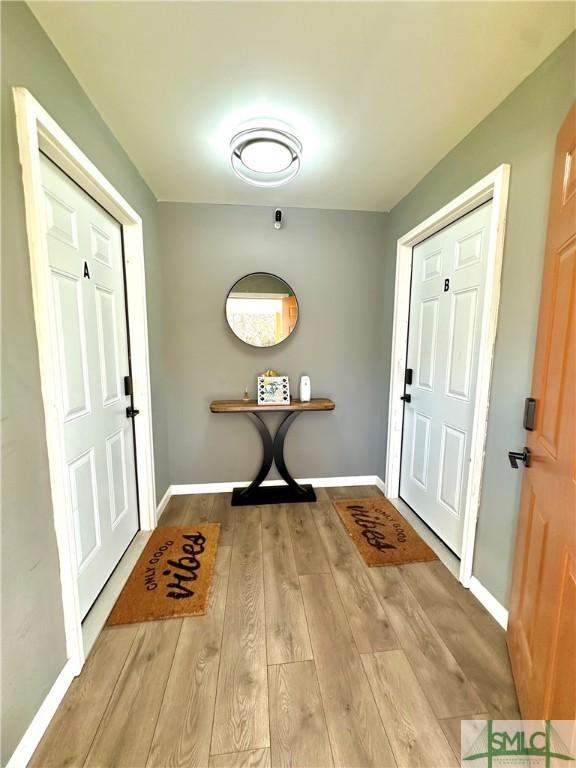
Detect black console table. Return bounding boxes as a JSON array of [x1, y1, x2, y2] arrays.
[[209, 398, 335, 506]]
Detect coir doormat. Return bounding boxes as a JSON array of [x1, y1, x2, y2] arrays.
[[107, 525, 220, 625], [334, 498, 437, 567]]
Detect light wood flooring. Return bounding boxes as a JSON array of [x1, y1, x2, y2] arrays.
[[31, 486, 519, 768]]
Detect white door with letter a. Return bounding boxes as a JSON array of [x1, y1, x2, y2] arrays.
[[399, 202, 493, 555], [41, 154, 139, 618]]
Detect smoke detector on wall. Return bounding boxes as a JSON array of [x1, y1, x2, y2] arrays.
[[230, 126, 302, 187]]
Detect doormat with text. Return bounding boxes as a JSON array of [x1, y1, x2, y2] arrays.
[[334, 498, 437, 567], [107, 524, 220, 625]]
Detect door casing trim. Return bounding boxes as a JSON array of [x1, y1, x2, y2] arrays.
[[385, 164, 510, 587], [13, 87, 157, 675]]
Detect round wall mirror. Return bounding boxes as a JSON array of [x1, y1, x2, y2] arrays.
[[225, 272, 299, 347]]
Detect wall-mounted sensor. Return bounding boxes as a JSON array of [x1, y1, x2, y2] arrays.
[[274, 209, 283, 230]]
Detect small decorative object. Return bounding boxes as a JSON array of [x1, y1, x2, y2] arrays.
[[242, 387, 251, 402], [299, 375, 311, 402], [258, 374, 290, 405]]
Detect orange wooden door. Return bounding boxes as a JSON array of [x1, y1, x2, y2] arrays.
[[282, 295, 298, 337], [507, 104, 576, 718]]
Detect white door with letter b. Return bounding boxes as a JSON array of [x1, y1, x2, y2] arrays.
[[399, 202, 493, 555], [41, 154, 139, 618]]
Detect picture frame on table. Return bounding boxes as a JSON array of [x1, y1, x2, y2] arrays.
[[257, 375, 290, 405]]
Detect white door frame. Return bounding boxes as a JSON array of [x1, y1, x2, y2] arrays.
[[13, 87, 157, 674], [385, 165, 510, 587]]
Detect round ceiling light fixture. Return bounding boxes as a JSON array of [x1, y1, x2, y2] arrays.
[[230, 127, 302, 187]]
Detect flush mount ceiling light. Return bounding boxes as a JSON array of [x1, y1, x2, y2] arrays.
[[230, 128, 302, 187]]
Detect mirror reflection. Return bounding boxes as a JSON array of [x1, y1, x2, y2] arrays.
[[226, 273, 299, 347]]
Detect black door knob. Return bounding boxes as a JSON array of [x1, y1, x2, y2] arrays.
[[126, 406, 140, 418], [508, 447, 531, 469], [400, 394, 412, 403]]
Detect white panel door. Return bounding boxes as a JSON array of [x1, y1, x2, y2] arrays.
[[399, 201, 493, 555], [41, 154, 139, 618]]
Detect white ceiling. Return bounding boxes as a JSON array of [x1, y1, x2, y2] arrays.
[[29, 2, 574, 212]]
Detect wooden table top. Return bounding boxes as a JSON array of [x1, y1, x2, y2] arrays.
[[210, 398, 335, 413]]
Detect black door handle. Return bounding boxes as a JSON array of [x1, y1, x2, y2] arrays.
[[126, 406, 140, 418], [508, 447, 531, 469], [401, 394, 412, 403]]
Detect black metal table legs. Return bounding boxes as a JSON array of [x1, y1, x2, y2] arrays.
[[240, 413, 274, 493], [231, 411, 317, 506]]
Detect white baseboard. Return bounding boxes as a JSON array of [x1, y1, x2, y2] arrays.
[[6, 659, 75, 768], [374, 476, 387, 495], [170, 475, 386, 496], [155, 485, 172, 521], [469, 576, 508, 629]]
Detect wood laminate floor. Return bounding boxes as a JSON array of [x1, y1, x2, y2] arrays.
[[31, 487, 519, 768]]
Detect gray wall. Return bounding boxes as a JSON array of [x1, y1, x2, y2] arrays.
[[382, 33, 575, 606], [158, 203, 388, 485], [1, 3, 170, 762], [231, 273, 295, 295]]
